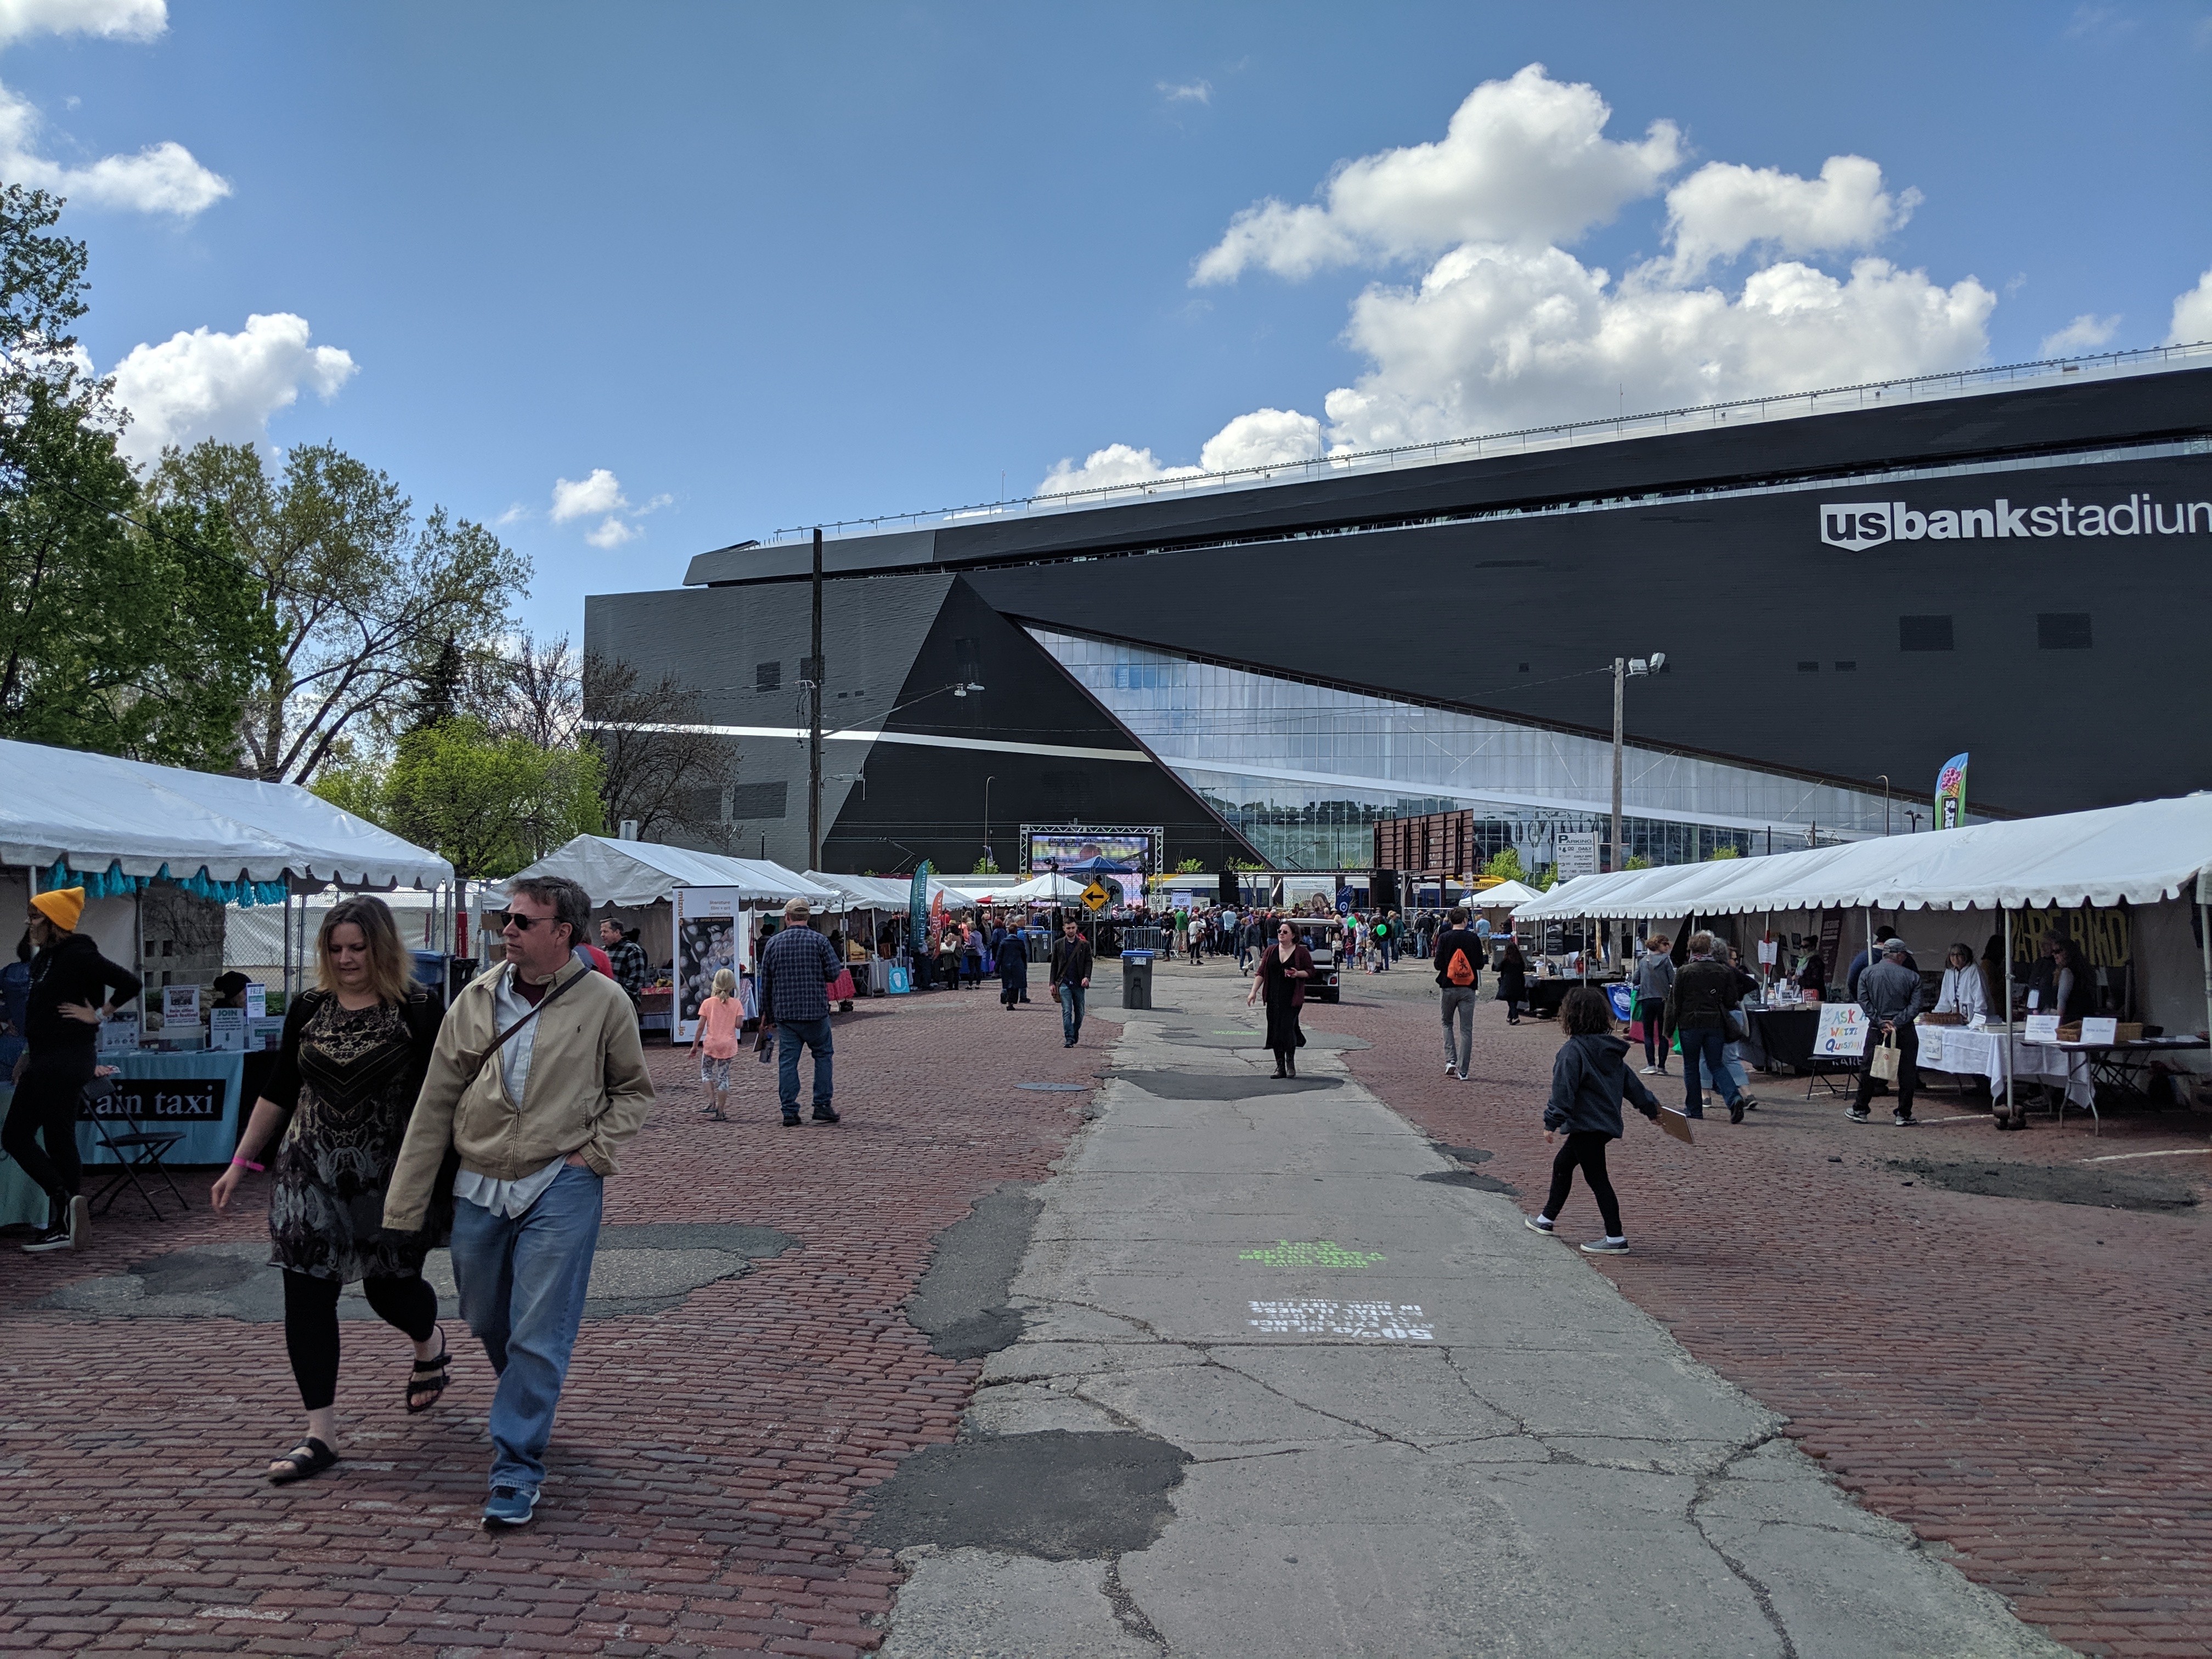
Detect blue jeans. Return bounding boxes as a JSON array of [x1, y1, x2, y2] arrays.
[[1678, 1027, 1742, 1113], [776, 1017, 833, 1112], [1699, 1041, 1750, 1097], [1060, 984, 1085, 1044], [448, 1162, 603, 1496]]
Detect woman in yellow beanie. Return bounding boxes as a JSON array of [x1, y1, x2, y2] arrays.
[[8, 887, 142, 1253]]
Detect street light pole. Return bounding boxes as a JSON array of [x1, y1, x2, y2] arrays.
[[808, 527, 823, 871], [984, 775, 995, 872], [1878, 773, 1891, 836], [1610, 657, 1624, 874]]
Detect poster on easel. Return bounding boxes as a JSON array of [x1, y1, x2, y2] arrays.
[[672, 888, 753, 1045]]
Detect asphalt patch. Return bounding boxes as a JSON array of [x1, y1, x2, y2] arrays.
[[1419, 1168, 1519, 1195], [858, 1430, 1188, 1560], [1887, 1158, 2200, 1212], [39, 1221, 797, 1322], [1109, 1070, 1343, 1101], [1432, 1143, 1496, 1165], [1155, 1028, 1372, 1052], [906, 1182, 1040, 1359]]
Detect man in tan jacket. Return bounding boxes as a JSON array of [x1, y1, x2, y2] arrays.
[[385, 874, 653, 1530]]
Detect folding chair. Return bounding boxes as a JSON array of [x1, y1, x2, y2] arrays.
[[82, 1077, 190, 1221]]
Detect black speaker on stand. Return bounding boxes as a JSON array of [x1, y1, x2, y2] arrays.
[[1217, 870, 1239, 906], [1369, 871, 1400, 912]]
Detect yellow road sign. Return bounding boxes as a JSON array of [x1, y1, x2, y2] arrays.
[[1081, 879, 1115, 911]]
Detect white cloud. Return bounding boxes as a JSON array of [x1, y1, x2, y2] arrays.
[[550, 468, 627, 522], [549, 468, 668, 544], [1198, 408, 1324, 471], [0, 0, 164, 47], [1037, 443, 1203, 497], [1323, 247, 1993, 449], [109, 312, 356, 464], [1158, 78, 1211, 104], [1059, 68, 1993, 479], [0, 0, 227, 218], [2040, 312, 2120, 357], [493, 502, 528, 527], [2167, 268, 2212, 345], [1193, 64, 1680, 284], [1663, 154, 1918, 281]]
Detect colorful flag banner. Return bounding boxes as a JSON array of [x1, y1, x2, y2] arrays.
[[1935, 753, 1969, 830]]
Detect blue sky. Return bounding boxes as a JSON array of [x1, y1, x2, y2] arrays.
[[11, 1, 2211, 634]]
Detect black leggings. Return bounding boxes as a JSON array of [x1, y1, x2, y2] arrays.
[[3, 1050, 93, 1202], [281, 1268, 438, 1412], [1543, 1131, 1623, 1237]]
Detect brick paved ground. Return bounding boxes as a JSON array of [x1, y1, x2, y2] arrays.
[[7, 961, 2209, 1656], [0, 989, 1097, 1657], [1304, 957, 2212, 1659]]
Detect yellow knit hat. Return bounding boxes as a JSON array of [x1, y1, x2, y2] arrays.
[[31, 887, 84, 931]]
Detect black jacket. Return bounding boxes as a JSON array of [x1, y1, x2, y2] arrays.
[[1855, 958, 1925, 1028], [24, 932, 142, 1052], [1433, 928, 1485, 989], [1049, 936, 1094, 988], [1665, 958, 1743, 1033], [1544, 1034, 1661, 1137]]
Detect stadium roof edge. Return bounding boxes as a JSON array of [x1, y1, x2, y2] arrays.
[[685, 343, 2212, 588]]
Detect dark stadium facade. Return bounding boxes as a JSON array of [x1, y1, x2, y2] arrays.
[[584, 351, 2212, 877]]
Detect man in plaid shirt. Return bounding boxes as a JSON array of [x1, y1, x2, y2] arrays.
[[597, 920, 648, 1016], [758, 899, 843, 1127]]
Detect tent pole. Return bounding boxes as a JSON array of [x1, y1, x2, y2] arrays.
[[2199, 895, 2210, 1083], [2003, 908, 2015, 1122]]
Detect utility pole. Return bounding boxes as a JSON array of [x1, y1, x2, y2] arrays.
[[808, 527, 823, 871], [1610, 657, 1624, 874]]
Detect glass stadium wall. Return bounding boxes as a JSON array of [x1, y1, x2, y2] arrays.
[[1032, 629, 1894, 872]]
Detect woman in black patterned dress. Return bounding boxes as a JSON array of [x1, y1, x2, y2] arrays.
[[211, 896, 449, 1485]]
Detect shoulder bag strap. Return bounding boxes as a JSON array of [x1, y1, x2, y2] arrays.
[[465, 967, 592, 1086]]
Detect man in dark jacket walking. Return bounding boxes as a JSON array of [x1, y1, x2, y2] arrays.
[[6, 887, 142, 1252], [1850, 939, 1925, 1126], [1432, 908, 1485, 1081], [1526, 985, 1662, 1254], [1049, 917, 1093, 1048], [758, 900, 844, 1126], [1664, 933, 1748, 1122]]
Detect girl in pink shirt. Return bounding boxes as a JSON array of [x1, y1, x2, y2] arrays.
[[690, 968, 743, 1120]]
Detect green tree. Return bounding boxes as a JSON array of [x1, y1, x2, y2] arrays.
[[148, 441, 528, 783], [343, 716, 603, 878], [1483, 847, 1526, 883], [1708, 845, 1742, 861], [970, 854, 1000, 874], [0, 186, 278, 769], [1624, 854, 1652, 871]]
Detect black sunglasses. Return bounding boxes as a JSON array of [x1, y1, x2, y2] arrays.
[[492, 910, 557, 933]]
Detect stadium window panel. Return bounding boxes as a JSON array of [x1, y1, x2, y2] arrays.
[[1898, 616, 1954, 652], [2037, 613, 2092, 650]]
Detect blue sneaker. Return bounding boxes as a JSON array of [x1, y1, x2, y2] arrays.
[[482, 1486, 538, 1530]]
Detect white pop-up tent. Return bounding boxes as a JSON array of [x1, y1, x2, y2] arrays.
[[1513, 795, 2212, 922], [504, 836, 838, 910], [804, 872, 974, 912], [1470, 879, 1544, 911], [0, 735, 450, 895], [1514, 794, 2212, 1094]]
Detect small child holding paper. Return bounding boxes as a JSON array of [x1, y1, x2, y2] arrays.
[[1525, 985, 1667, 1255]]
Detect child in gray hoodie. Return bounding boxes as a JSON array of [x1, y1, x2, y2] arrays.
[[1526, 985, 1661, 1255]]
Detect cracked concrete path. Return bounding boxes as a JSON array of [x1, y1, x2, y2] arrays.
[[876, 980, 2066, 1658]]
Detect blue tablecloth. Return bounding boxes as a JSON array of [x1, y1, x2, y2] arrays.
[[1, 1050, 265, 1228], [92, 1050, 252, 1165]]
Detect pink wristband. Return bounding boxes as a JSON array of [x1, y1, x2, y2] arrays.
[[230, 1154, 263, 1172]]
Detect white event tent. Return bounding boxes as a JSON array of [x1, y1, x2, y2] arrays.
[[1470, 879, 1544, 911], [804, 872, 974, 913], [0, 736, 452, 1004], [1513, 793, 2212, 1054], [503, 836, 837, 909]]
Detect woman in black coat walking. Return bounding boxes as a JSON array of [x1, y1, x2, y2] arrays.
[[1497, 939, 1528, 1025], [1246, 920, 1314, 1078]]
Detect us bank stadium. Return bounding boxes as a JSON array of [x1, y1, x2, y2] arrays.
[[584, 345, 2212, 879]]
